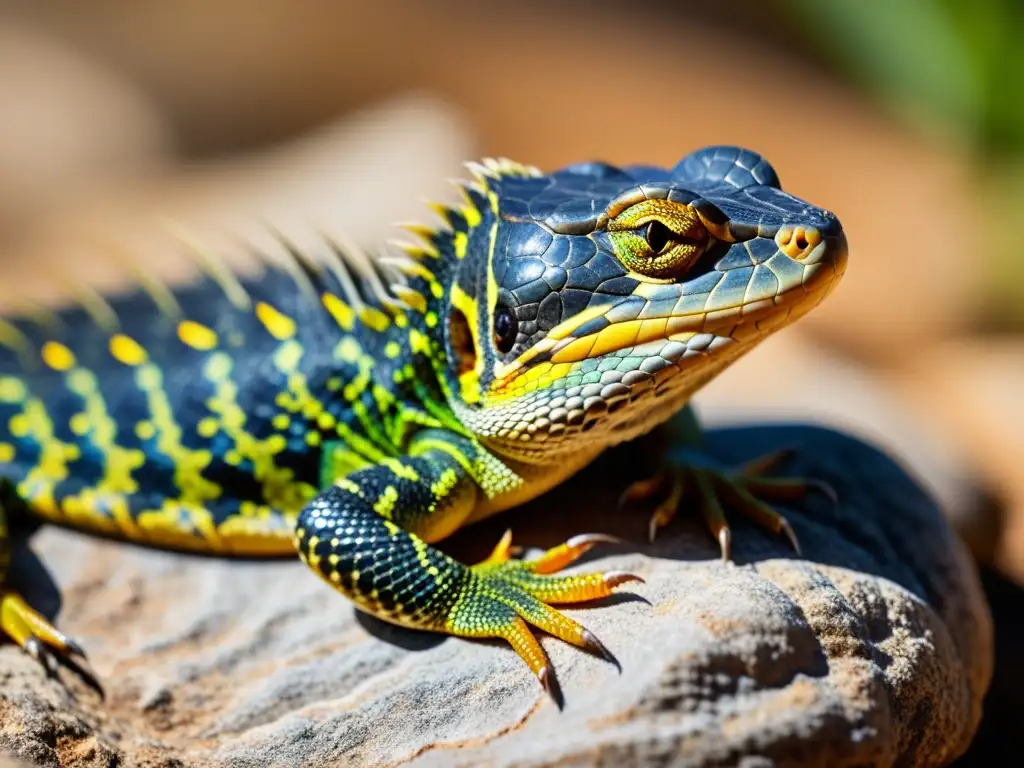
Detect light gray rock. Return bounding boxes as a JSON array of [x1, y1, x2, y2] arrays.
[[1, 426, 992, 767]]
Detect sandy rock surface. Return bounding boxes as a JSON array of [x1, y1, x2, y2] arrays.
[[1, 426, 992, 767]]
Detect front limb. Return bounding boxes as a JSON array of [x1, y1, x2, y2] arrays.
[[622, 405, 831, 559], [295, 429, 640, 698]]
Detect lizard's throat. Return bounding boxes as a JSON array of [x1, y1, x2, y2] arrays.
[[460, 329, 757, 464]]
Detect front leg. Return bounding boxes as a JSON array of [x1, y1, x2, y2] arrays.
[[621, 406, 833, 560], [295, 430, 641, 699]]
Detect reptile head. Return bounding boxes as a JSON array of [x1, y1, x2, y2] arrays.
[[392, 146, 847, 461]]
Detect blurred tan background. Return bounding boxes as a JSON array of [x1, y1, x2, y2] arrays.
[[0, 0, 1020, 758]]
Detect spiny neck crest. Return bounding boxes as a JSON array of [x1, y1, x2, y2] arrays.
[[379, 158, 542, 389]]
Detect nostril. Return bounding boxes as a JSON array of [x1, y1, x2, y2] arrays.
[[775, 225, 822, 260], [802, 227, 822, 249]]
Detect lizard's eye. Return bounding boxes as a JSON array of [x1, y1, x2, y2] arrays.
[[607, 199, 710, 280], [493, 305, 518, 354]]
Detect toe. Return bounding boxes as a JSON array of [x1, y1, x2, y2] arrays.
[[448, 563, 639, 697], [738, 448, 795, 476], [618, 471, 668, 507], [475, 529, 516, 567], [693, 470, 733, 561], [647, 473, 685, 543], [527, 533, 623, 575], [2, 589, 84, 656], [508, 594, 620, 670], [499, 568, 643, 603]]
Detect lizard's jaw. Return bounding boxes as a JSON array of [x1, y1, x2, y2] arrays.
[[468, 229, 848, 462]]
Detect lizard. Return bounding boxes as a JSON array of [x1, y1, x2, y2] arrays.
[[0, 146, 846, 699]]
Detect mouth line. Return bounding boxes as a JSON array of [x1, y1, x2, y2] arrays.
[[491, 265, 837, 393], [489, 307, 754, 396]]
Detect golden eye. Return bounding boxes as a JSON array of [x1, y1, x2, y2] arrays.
[[607, 199, 710, 280]]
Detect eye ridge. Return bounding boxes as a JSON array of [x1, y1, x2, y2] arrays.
[[493, 305, 518, 354]]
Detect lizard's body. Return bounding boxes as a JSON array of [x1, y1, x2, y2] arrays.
[[0, 147, 846, 693]]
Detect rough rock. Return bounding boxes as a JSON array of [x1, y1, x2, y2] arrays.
[[1, 426, 991, 767]]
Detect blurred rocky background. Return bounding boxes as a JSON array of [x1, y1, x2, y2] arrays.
[[0, 0, 1019, 764]]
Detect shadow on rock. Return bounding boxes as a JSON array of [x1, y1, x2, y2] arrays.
[[443, 422, 972, 613], [6, 534, 63, 623], [953, 566, 1024, 765], [353, 610, 447, 652]]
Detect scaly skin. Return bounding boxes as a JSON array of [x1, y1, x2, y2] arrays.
[[0, 146, 846, 697]]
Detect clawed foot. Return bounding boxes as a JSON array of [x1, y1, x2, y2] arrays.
[[1, 587, 99, 691], [620, 449, 836, 562], [450, 531, 643, 704]]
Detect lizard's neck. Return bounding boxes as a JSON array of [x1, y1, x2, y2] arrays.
[[464, 442, 606, 524]]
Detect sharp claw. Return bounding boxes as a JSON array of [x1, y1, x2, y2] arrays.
[[25, 637, 59, 678], [566, 533, 624, 549], [582, 628, 620, 671], [538, 665, 564, 709], [65, 637, 87, 659], [24, 636, 43, 663], [64, 655, 106, 700], [477, 529, 523, 566], [604, 570, 645, 589], [487, 529, 515, 563], [808, 479, 839, 507], [538, 665, 551, 692], [617, 484, 636, 508], [648, 515, 660, 543], [779, 518, 802, 556], [718, 528, 733, 564]]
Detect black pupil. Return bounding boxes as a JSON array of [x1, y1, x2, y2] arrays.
[[644, 220, 673, 254], [494, 307, 517, 353]]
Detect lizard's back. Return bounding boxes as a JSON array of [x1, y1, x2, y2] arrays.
[[0, 242, 414, 554]]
